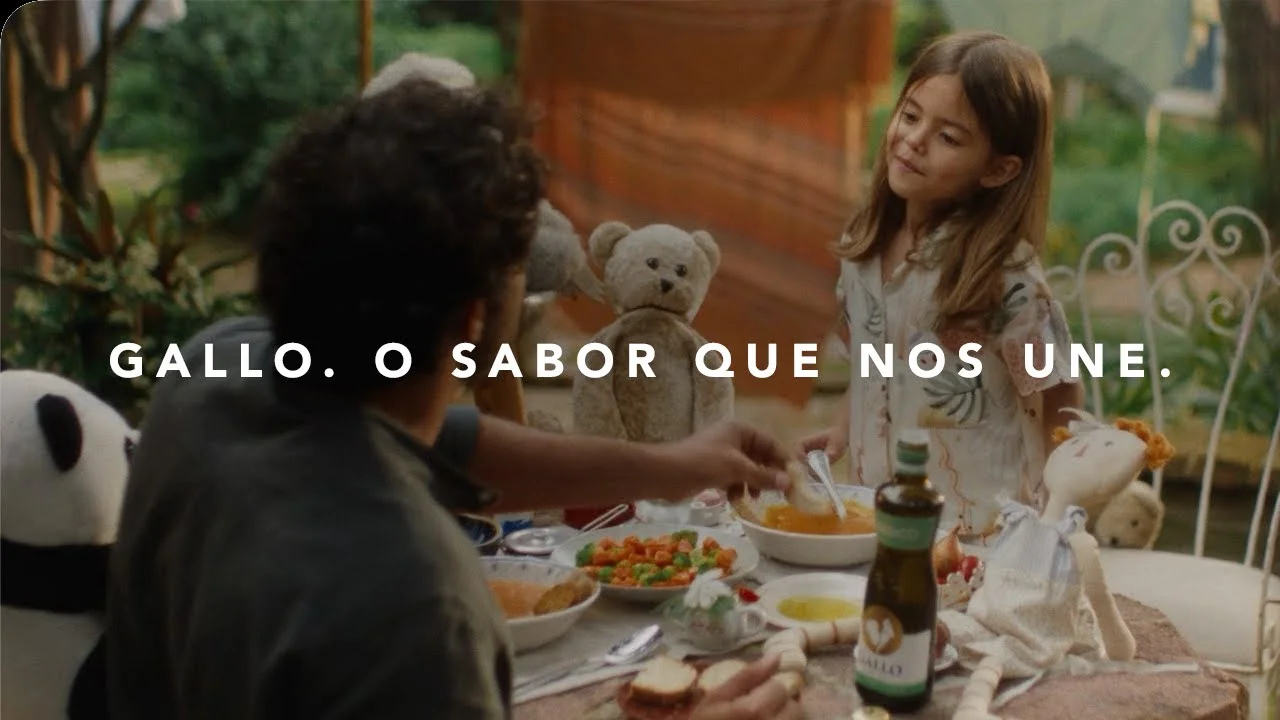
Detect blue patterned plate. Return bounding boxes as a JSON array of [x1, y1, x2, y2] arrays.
[[456, 513, 503, 556]]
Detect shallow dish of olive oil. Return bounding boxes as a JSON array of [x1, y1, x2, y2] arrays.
[[755, 573, 868, 628]]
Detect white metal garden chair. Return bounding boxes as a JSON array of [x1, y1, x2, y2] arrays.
[[1044, 200, 1279, 718]]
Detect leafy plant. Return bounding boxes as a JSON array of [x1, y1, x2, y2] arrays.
[[103, 2, 505, 230], [1064, 285, 1280, 436], [1172, 289, 1280, 436], [2, 185, 256, 423]]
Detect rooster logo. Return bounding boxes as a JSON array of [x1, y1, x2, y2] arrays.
[[861, 606, 903, 655]]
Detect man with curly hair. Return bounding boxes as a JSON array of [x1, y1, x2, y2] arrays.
[[106, 78, 801, 719]]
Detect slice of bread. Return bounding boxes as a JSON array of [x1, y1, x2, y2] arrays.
[[629, 656, 698, 706], [695, 659, 747, 693]]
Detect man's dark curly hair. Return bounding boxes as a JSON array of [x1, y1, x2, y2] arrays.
[[253, 78, 545, 398]]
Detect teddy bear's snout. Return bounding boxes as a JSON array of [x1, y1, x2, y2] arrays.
[[659, 279, 674, 293]]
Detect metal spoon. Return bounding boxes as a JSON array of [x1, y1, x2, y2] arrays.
[[806, 449, 848, 521], [513, 623, 663, 694]]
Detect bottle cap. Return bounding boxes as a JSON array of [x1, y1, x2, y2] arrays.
[[895, 428, 929, 467], [897, 428, 930, 448]]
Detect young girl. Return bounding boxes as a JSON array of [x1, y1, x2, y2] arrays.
[[801, 31, 1082, 539]]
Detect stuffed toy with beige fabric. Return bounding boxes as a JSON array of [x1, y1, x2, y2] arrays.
[[950, 409, 1175, 719], [1092, 479, 1165, 550], [572, 221, 733, 444]]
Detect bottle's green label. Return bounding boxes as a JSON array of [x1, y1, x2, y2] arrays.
[[854, 605, 932, 696], [875, 510, 936, 551]]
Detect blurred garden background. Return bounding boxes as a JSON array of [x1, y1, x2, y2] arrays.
[[1, 0, 1276, 561]]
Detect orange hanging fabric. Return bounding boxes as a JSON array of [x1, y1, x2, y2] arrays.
[[518, 0, 894, 404]]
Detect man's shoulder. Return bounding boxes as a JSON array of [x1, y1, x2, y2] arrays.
[[181, 316, 271, 357]]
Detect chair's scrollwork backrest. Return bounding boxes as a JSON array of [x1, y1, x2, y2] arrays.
[[1044, 200, 1278, 564]]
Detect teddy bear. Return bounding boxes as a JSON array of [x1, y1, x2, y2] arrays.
[[1, 364, 137, 720], [1092, 479, 1165, 550], [571, 221, 733, 443]]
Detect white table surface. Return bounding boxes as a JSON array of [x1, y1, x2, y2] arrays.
[[506, 517, 981, 704]]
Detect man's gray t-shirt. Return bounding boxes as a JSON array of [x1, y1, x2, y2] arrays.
[[106, 316, 513, 719]]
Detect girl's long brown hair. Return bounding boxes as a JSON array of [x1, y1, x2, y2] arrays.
[[836, 31, 1055, 331]]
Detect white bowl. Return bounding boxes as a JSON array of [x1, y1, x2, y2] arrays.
[[549, 523, 760, 604], [734, 484, 879, 568], [481, 556, 600, 653], [754, 572, 868, 628]]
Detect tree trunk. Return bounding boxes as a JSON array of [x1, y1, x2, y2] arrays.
[[0, 1, 90, 342], [1221, 0, 1279, 232], [1, 0, 152, 348]]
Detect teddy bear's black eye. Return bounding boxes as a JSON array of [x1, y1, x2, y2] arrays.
[[675, 264, 687, 277], [124, 436, 136, 462], [1130, 519, 1139, 528], [646, 257, 659, 270]]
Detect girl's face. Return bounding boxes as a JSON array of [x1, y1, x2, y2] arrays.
[[886, 74, 1021, 207]]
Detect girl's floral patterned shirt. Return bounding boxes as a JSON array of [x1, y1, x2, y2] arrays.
[[836, 227, 1078, 537]]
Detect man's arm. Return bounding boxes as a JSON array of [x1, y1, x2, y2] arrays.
[[465, 413, 790, 513]]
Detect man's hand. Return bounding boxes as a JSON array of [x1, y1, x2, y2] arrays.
[[689, 654, 803, 720], [653, 421, 791, 501], [795, 425, 847, 463]]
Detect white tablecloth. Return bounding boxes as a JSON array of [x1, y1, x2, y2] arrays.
[[509, 518, 875, 705], [508, 517, 987, 705]]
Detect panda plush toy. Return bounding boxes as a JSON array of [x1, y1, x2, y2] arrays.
[[1, 364, 136, 720]]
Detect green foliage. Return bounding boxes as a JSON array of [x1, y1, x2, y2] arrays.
[[893, 0, 950, 67], [101, 2, 503, 230], [1049, 99, 1264, 265], [102, 1, 360, 230], [1066, 290, 1280, 437], [1, 187, 256, 424], [373, 23, 503, 81]]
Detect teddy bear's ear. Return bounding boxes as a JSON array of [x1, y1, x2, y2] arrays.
[[588, 221, 632, 266], [691, 230, 720, 274]]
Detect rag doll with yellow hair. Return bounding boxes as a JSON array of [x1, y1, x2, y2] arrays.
[[1053, 416, 1176, 550], [948, 409, 1177, 718]]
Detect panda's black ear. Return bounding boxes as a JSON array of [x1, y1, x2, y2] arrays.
[[36, 393, 83, 472]]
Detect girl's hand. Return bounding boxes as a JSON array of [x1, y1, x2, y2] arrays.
[[796, 427, 847, 463]]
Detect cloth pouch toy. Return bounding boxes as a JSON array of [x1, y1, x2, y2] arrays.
[[943, 501, 1103, 680], [1, 366, 137, 720]]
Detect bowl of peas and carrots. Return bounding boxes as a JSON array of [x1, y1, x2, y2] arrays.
[[550, 524, 760, 603]]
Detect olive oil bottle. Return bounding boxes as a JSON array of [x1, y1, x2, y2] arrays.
[[854, 429, 944, 711]]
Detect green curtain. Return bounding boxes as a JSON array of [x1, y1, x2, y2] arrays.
[[936, 0, 1197, 110]]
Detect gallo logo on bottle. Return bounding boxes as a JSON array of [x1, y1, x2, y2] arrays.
[[855, 605, 928, 690], [860, 606, 903, 655]]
